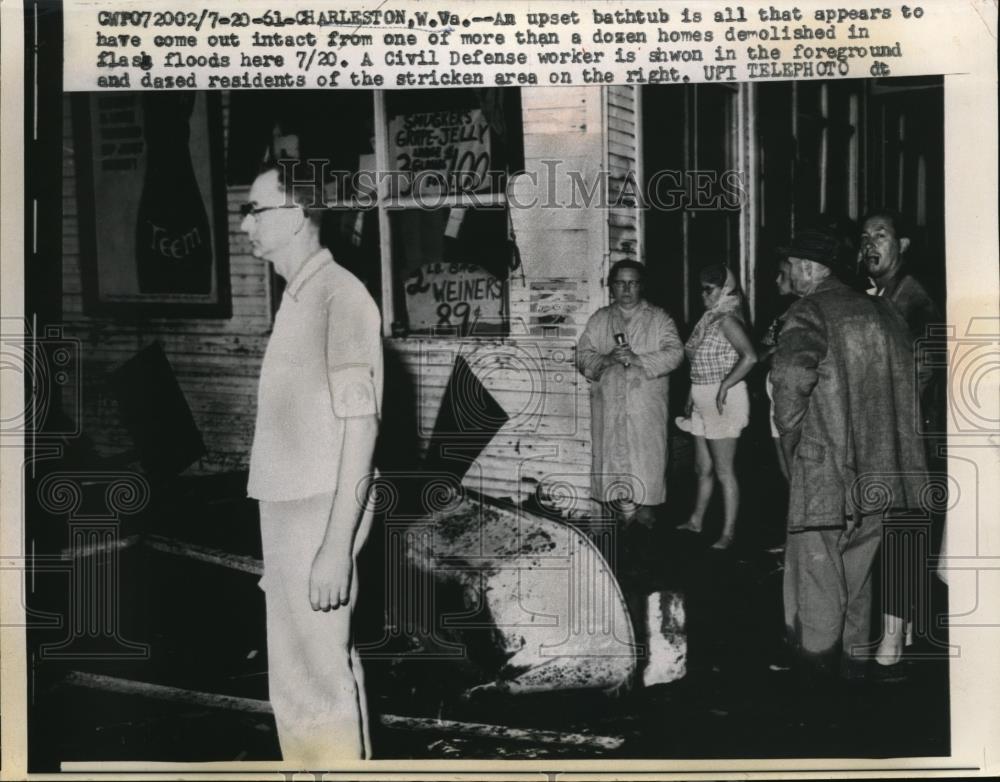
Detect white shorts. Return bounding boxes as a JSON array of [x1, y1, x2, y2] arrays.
[[689, 380, 749, 440]]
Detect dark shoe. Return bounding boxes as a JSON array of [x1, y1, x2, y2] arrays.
[[867, 661, 912, 684], [842, 658, 911, 685]]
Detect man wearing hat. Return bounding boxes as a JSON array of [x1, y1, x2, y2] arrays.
[[770, 228, 927, 680]]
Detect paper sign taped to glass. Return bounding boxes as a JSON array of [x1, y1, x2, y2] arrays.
[[405, 261, 505, 333]]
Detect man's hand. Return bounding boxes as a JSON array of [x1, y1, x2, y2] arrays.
[[309, 543, 353, 611]]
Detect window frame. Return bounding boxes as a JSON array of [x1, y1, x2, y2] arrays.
[[371, 91, 515, 338]]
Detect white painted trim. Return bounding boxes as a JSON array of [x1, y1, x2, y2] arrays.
[[596, 86, 611, 314], [634, 86, 645, 266], [383, 193, 508, 210], [373, 90, 395, 337]]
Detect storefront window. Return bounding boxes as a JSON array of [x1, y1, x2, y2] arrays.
[[379, 88, 523, 338], [227, 88, 523, 337], [227, 90, 381, 308]]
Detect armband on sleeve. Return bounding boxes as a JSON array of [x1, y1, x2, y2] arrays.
[[330, 365, 378, 419]]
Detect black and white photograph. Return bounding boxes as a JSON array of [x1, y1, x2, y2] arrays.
[[1, 1, 998, 778]]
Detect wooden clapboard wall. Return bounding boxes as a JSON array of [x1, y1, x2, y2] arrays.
[[61, 95, 269, 474], [61, 87, 609, 509], [607, 85, 642, 268], [389, 86, 605, 508]]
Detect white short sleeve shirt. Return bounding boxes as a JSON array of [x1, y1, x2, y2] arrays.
[[248, 249, 383, 501]]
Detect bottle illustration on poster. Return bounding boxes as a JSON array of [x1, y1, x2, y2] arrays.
[[135, 93, 214, 295]]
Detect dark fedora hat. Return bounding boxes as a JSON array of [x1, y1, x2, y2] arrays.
[[778, 229, 843, 268]]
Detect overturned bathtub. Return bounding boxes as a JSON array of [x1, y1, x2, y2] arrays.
[[387, 491, 639, 696]]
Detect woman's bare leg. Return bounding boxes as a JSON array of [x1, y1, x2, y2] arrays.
[[707, 437, 739, 549], [678, 436, 714, 533]]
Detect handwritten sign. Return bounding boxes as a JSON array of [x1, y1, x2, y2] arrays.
[[389, 108, 492, 196], [404, 262, 505, 333]]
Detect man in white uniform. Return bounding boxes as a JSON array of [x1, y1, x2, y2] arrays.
[[242, 166, 383, 764]]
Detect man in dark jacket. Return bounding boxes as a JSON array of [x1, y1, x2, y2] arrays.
[[860, 209, 946, 667], [860, 209, 943, 437], [772, 229, 928, 679]]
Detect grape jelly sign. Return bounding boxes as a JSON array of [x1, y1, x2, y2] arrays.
[[388, 108, 492, 198]]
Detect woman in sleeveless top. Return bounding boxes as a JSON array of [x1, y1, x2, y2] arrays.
[[676, 265, 757, 549]]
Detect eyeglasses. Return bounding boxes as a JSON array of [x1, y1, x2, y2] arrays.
[[239, 203, 301, 219], [612, 280, 640, 290]]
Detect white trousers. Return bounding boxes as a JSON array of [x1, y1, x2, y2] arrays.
[[259, 491, 374, 765]]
